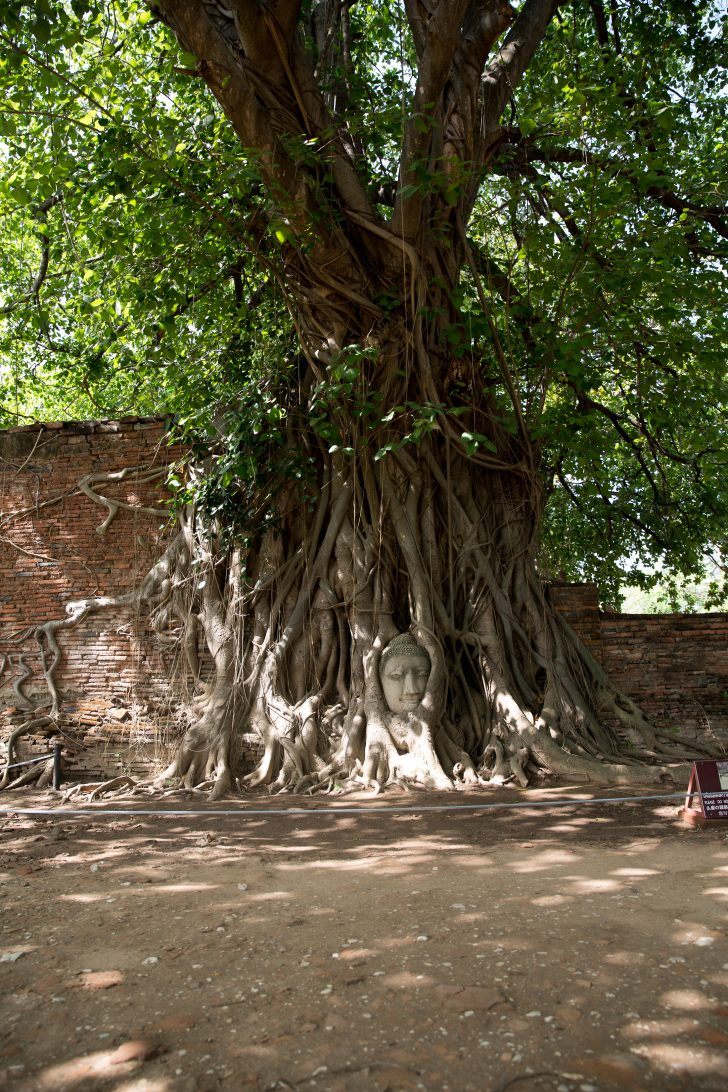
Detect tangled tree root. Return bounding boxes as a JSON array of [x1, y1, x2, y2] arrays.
[[56, 775, 248, 804], [0, 715, 59, 791], [61, 776, 137, 803], [1, 448, 713, 805]]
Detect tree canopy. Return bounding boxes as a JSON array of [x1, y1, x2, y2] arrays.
[[1, 0, 726, 610], [2, 1, 728, 797]]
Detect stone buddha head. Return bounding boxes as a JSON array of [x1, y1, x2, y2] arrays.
[[379, 633, 431, 714]]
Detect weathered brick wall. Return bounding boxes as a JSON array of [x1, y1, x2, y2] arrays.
[[549, 582, 602, 655], [0, 417, 190, 780], [552, 583, 728, 747], [1, 419, 726, 783], [599, 612, 728, 747]]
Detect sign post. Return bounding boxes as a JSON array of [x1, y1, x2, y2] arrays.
[[679, 760, 728, 827]]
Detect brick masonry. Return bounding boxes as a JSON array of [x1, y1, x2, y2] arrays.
[[1, 419, 726, 783], [551, 583, 728, 749], [0, 417, 191, 781]]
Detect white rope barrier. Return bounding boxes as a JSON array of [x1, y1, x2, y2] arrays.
[[0, 789, 717, 819]]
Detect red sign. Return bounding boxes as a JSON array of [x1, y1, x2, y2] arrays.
[[679, 761, 728, 826]]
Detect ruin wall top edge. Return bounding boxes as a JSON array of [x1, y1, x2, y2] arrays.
[[0, 414, 173, 436]]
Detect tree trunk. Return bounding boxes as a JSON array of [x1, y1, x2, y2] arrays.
[[141, 320, 698, 800], [5, 1, 709, 798]]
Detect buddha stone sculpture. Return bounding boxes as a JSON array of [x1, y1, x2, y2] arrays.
[[379, 633, 431, 714]]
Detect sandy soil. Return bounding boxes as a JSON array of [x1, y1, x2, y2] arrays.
[[0, 783, 726, 1092]]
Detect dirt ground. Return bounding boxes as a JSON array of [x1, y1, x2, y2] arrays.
[[0, 783, 726, 1092]]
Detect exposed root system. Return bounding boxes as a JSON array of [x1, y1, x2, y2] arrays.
[[2, 441, 704, 801]]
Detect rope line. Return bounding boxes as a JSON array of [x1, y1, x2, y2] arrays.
[[0, 789, 723, 819], [3, 752, 56, 771]]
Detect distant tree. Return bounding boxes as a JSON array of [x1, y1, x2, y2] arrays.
[[1, 1, 725, 795]]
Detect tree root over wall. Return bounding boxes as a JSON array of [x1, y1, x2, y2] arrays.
[[2, 451, 710, 801]]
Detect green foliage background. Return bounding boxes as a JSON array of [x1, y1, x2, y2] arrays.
[[0, 0, 726, 608]]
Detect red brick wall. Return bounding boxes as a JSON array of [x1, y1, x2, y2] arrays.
[[0, 418, 189, 780], [549, 582, 602, 654], [552, 583, 728, 748], [599, 612, 728, 747], [1, 420, 726, 783]]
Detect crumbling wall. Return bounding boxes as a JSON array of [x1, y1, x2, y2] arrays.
[[1, 419, 726, 783], [599, 612, 728, 748], [0, 418, 188, 780], [553, 583, 728, 749]]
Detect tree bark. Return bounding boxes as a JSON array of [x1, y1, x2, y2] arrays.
[[8, 0, 696, 798]]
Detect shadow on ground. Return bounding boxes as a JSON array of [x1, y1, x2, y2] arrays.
[[1, 784, 726, 1091]]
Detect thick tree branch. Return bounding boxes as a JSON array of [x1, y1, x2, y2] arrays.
[[402, 0, 428, 58], [393, 0, 473, 238], [1, 194, 61, 316], [480, 0, 564, 142], [447, 1, 517, 213], [494, 130, 728, 240], [231, 0, 304, 63], [586, 0, 609, 50], [157, 0, 372, 227], [153, 0, 380, 342], [153, 2, 305, 204]]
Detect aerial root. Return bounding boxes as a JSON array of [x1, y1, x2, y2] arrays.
[[54, 773, 244, 804], [0, 760, 51, 791], [0, 715, 58, 792], [481, 736, 531, 787], [62, 776, 137, 802]]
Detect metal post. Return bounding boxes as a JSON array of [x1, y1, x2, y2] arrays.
[[52, 743, 62, 790]]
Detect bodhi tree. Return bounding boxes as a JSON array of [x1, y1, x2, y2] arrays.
[[0, 1, 726, 796]]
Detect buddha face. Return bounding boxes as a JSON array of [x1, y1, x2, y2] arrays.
[[380, 652, 430, 714]]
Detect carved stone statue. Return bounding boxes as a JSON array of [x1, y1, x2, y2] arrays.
[[378, 633, 431, 714]]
